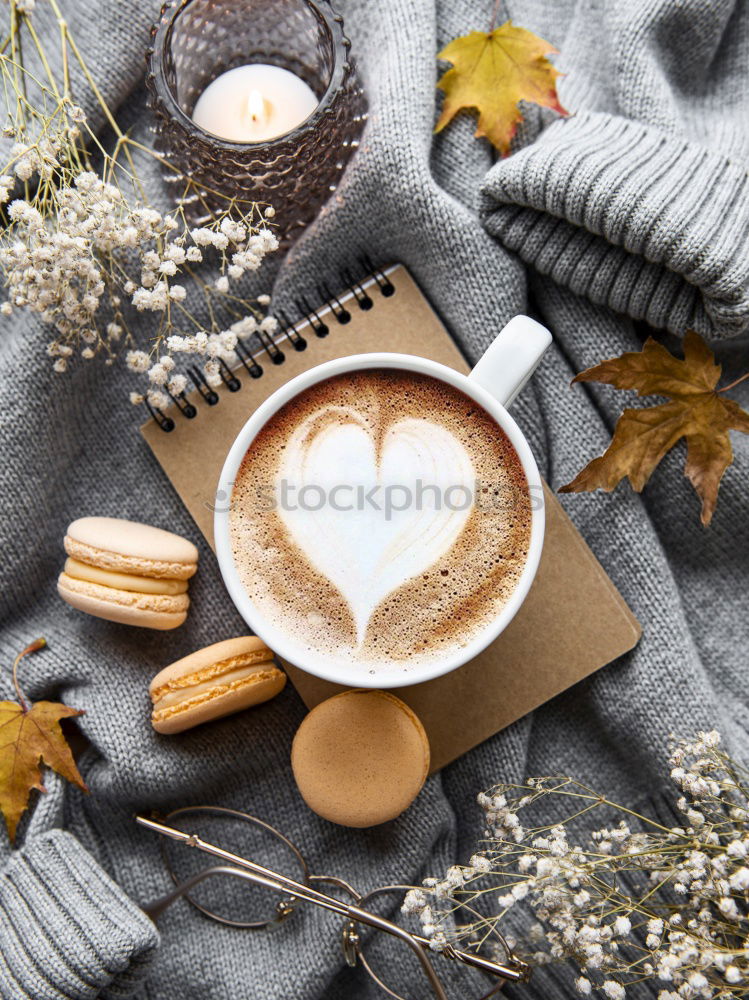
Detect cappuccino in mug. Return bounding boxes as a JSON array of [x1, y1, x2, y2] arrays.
[[229, 369, 532, 673]]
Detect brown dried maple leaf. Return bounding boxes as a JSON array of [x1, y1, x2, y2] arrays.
[[435, 20, 566, 155], [559, 331, 749, 525], [0, 639, 87, 843]]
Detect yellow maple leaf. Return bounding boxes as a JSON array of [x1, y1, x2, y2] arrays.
[[0, 639, 87, 843], [436, 20, 566, 155], [559, 331, 749, 525]]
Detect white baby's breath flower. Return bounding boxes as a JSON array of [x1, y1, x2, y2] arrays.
[[148, 364, 168, 386], [146, 389, 169, 409], [167, 374, 188, 396], [164, 244, 186, 265], [220, 217, 246, 242], [729, 866, 749, 890], [168, 284, 186, 301], [165, 335, 188, 352], [129, 392, 144, 405], [685, 972, 709, 997], [401, 888, 427, 915], [257, 227, 279, 252], [132, 288, 153, 310], [204, 360, 222, 388], [602, 980, 625, 1000], [687, 809, 705, 828], [0, 175, 14, 204], [14, 156, 34, 181], [190, 227, 215, 247], [191, 331, 209, 353], [126, 350, 150, 373], [231, 315, 258, 338], [719, 896, 740, 920], [214, 276, 229, 293]]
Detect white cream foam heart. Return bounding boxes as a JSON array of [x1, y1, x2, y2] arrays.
[[276, 406, 474, 644]]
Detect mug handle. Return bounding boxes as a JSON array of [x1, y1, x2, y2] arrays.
[[468, 316, 552, 409]]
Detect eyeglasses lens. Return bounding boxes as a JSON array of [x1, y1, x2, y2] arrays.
[[161, 807, 308, 927]]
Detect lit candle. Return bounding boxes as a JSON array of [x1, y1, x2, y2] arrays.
[[192, 64, 318, 142]]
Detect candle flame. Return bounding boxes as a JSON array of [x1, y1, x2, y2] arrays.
[[246, 88, 270, 126]]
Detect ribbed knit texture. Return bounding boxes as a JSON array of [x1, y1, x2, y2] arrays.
[[0, 829, 158, 998], [481, 111, 749, 338], [0, 1, 747, 998]]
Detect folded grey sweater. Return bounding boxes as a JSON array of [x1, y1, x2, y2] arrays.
[[1, 0, 748, 997]]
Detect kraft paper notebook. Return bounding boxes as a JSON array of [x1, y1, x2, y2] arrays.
[[141, 264, 641, 771]]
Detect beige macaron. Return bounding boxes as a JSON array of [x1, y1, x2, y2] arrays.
[[291, 690, 430, 828], [150, 636, 286, 734], [58, 516, 198, 630]]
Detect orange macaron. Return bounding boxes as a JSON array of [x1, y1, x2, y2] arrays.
[[58, 516, 198, 630], [291, 690, 430, 828], [150, 636, 286, 734]]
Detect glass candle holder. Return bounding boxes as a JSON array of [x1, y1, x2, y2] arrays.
[[146, 0, 367, 242]]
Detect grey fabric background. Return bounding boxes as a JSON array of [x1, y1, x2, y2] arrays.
[[1, 0, 748, 997]]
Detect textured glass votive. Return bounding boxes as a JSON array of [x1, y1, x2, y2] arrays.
[[146, 0, 367, 241]]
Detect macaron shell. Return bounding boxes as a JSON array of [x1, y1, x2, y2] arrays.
[[64, 558, 189, 595], [291, 690, 430, 828], [152, 666, 286, 735], [58, 574, 188, 630], [67, 516, 198, 563], [149, 636, 274, 695], [64, 537, 197, 580]]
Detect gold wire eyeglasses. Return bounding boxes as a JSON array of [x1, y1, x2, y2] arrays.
[[136, 806, 531, 1000]]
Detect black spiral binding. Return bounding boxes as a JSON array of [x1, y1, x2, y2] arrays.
[[149, 263, 397, 432]]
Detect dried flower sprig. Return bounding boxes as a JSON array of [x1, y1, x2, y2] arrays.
[[404, 732, 749, 999], [0, 0, 279, 404]]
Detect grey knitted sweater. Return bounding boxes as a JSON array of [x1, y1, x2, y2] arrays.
[[1, 1, 748, 998]]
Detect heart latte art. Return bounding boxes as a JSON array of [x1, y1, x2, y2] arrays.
[[230, 370, 531, 674], [278, 410, 474, 644]]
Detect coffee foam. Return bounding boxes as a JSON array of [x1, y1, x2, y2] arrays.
[[229, 370, 532, 673]]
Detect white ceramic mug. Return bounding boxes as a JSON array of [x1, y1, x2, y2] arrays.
[[215, 315, 552, 688]]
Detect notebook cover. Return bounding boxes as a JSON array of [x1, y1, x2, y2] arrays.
[[141, 265, 641, 770]]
